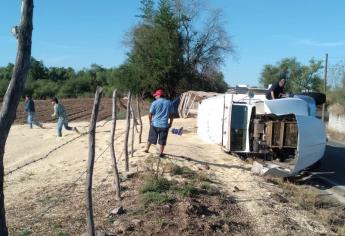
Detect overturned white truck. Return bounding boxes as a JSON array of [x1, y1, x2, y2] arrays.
[[197, 93, 326, 177]]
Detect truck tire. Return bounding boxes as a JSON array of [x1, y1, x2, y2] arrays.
[[294, 92, 326, 105]]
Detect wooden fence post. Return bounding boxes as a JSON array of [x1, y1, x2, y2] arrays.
[[137, 97, 143, 143], [85, 86, 103, 236], [109, 90, 121, 200], [0, 1, 34, 235], [130, 102, 135, 158], [124, 91, 131, 172]]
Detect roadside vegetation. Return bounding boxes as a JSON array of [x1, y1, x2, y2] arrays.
[[266, 177, 345, 235], [106, 160, 254, 235], [8, 156, 254, 235]]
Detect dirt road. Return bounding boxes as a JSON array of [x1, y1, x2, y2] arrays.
[[4, 117, 331, 235]]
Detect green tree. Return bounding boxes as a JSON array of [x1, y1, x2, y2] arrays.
[[0, 80, 10, 98], [139, 0, 155, 24], [123, 0, 183, 97], [120, 0, 231, 96], [28, 57, 48, 80], [0, 64, 13, 98], [48, 66, 75, 82], [31, 80, 59, 99], [0, 63, 14, 81], [259, 58, 323, 93]]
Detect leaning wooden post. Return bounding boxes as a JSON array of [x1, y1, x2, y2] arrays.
[[136, 96, 143, 143], [130, 101, 135, 158], [110, 90, 121, 200], [124, 91, 131, 172], [0, 1, 33, 235], [85, 86, 103, 236]]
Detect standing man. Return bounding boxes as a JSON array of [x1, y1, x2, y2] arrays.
[[144, 89, 174, 157], [24, 95, 43, 129], [266, 75, 287, 100], [51, 97, 79, 137]]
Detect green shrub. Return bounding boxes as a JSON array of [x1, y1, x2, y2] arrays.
[[140, 175, 171, 193], [141, 192, 174, 207], [17, 229, 32, 236], [0, 79, 10, 98], [175, 184, 199, 197], [171, 166, 197, 179]]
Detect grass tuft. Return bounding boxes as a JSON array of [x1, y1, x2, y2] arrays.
[[140, 175, 171, 194], [175, 183, 200, 197], [17, 229, 32, 236], [171, 165, 198, 179], [141, 192, 174, 207]]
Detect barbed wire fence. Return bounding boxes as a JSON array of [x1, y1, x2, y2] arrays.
[[4, 93, 147, 233], [6, 126, 130, 231]]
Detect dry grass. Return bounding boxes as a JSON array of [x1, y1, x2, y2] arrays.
[[8, 159, 253, 235], [267, 177, 345, 235], [329, 103, 345, 115], [328, 128, 345, 142]]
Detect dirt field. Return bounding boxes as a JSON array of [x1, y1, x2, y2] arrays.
[[14, 98, 118, 124], [3, 117, 337, 235]]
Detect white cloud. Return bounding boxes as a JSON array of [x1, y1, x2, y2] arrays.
[[299, 39, 345, 47]]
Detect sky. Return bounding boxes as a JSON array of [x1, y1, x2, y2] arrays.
[[1, 0, 345, 86]]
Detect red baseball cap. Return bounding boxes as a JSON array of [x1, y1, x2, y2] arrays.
[[153, 89, 164, 97]]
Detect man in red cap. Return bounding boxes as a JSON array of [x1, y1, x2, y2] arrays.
[[144, 89, 174, 157]]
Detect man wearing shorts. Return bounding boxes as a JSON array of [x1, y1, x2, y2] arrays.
[[144, 89, 174, 157]]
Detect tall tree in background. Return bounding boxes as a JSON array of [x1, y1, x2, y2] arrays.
[[259, 58, 323, 92], [121, 0, 233, 96], [123, 0, 183, 97], [0, 0, 34, 234], [173, 0, 233, 87], [0, 64, 14, 97]]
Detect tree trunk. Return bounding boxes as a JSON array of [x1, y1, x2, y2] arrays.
[[85, 87, 103, 236], [0, 1, 34, 235], [136, 97, 143, 143], [124, 91, 131, 172], [109, 90, 121, 200]]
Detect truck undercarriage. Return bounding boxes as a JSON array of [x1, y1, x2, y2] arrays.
[[249, 113, 298, 164]]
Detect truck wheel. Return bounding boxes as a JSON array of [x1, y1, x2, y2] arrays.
[[294, 92, 326, 105]]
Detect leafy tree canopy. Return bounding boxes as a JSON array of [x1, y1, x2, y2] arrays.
[[119, 0, 233, 97], [259, 58, 324, 93]]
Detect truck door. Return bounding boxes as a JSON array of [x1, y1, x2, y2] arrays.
[[230, 105, 248, 152]]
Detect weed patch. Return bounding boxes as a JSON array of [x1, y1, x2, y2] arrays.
[[175, 183, 200, 197], [170, 165, 197, 179], [267, 177, 345, 234], [141, 192, 174, 207], [140, 175, 171, 194], [17, 229, 32, 236]]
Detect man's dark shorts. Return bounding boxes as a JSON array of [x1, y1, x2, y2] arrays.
[[148, 125, 169, 145]]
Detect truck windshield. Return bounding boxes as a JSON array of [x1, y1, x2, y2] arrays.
[[230, 105, 248, 151]]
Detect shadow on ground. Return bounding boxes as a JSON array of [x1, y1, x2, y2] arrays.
[[165, 153, 251, 171]]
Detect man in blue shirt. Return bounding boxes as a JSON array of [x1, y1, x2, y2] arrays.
[[144, 89, 174, 157], [24, 95, 43, 129]]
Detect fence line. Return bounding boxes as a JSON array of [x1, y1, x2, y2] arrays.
[[27, 132, 127, 228], [5, 121, 125, 176]]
